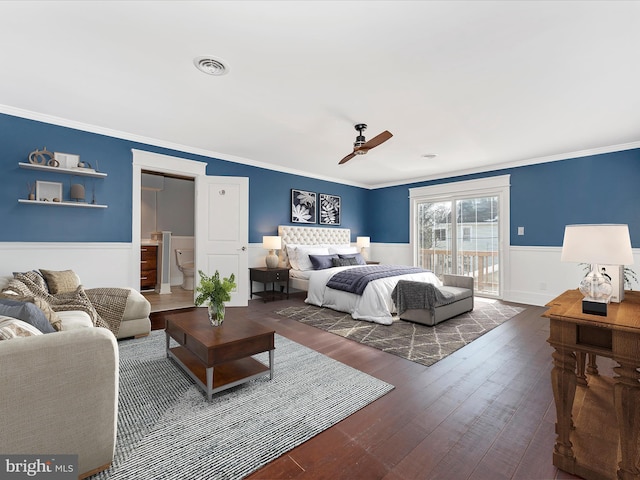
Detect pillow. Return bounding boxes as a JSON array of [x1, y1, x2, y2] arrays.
[[0, 315, 43, 340], [296, 246, 330, 271], [309, 254, 339, 270], [338, 253, 367, 265], [39, 269, 80, 294], [285, 244, 302, 270], [332, 257, 360, 267], [0, 294, 61, 331], [328, 245, 358, 255], [0, 299, 56, 333]]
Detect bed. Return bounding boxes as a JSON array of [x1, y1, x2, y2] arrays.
[[277, 225, 442, 325]]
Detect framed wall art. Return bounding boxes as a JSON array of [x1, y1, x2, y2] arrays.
[[36, 181, 63, 202], [319, 193, 341, 225], [291, 189, 316, 223]]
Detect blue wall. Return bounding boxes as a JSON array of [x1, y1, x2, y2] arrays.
[[0, 113, 368, 243], [369, 148, 640, 247], [3, 112, 639, 248]]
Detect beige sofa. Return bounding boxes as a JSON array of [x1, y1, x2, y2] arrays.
[[0, 327, 118, 478], [0, 273, 151, 339]]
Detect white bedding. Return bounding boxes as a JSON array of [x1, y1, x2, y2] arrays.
[[305, 266, 442, 325]]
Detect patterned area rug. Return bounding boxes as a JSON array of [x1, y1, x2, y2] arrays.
[[91, 331, 393, 480], [275, 300, 525, 367]]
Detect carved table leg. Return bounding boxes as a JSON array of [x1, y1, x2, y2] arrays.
[[614, 361, 640, 480], [551, 346, 577, 469], [586, 353, 599, 376], [576, 351, 587, 386]]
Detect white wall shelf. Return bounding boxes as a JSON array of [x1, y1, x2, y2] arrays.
[[19, 162, 107, 178], [18, 199, 107, 209]]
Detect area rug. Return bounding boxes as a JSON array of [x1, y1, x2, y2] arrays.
[[91, 331, 393, 480], [275, 300, 525, 367]]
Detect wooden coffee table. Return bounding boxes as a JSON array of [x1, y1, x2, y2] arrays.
[[165, 308, 275, 401]]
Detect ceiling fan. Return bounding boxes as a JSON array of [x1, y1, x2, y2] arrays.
[[339, 124, 393, 165]]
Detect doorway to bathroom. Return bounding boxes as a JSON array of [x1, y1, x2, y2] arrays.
[[140, 170, 196, 312]]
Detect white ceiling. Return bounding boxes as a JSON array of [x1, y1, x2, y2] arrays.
[[1, 1, 639, 188]]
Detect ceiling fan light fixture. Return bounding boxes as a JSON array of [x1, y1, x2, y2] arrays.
[[194, 56, 229, 76]]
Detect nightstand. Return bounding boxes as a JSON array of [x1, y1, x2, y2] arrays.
[[249, 267, 290, 302]]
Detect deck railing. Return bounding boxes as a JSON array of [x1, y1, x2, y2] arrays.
[[419, 248, 499, 295]]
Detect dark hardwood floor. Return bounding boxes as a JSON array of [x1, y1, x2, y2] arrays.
[[150, 293, 602, 480]]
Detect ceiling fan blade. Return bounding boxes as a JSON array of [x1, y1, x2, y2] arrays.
[[361, 130, 393, 151], [339, 151, 356, 165]]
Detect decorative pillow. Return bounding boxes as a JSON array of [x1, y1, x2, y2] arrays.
[[0, 299, 56, 333], [328, 245, 358, 255], [39, 269, 81, 294], [0, 315, 43, 340], [285, 244, 302, 270], [309, 254, 339, 270], [338, 253, 367, 265], [332, 257, 360, 267], [296, 246, 331, 271]]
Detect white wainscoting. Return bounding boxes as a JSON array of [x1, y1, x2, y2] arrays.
[[4, 242, 637, 306], [0, 242, 136, 289]]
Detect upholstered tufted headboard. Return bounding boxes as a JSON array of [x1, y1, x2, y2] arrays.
[[277, 225, 351, 268]]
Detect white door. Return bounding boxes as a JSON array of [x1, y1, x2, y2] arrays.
[[195, 176, 249, 306]]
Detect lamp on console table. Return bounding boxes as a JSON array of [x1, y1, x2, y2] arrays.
[[560, 224, 633, 316], [262, 236, 281, 269]]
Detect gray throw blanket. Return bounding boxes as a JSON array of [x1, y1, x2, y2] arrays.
[[327, 265, 430, 295], [391, 280, 456, 317]]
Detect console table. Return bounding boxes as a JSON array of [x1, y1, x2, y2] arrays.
[[543, 289, 640, 480]]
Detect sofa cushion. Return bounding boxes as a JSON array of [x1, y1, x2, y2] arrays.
[[13, 270, 48, 292], [0, 299, 56, 333], [55, 310, 94, 330], [39, 269, 81, 294], [438, 285, 473, 303], [0, 316, 43, 339]]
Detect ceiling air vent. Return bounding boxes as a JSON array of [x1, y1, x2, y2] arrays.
[[194, 56, 229, 76]]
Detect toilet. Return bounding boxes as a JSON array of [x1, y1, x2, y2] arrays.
[[175, 249, 195, 290]]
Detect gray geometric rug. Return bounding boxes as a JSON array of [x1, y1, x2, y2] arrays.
[[91, 330, 393, 480], [275, 299, 525, 367]]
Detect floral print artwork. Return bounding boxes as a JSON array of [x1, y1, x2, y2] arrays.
[[291, 189, 316, 223], [319, 194, 341, 225]]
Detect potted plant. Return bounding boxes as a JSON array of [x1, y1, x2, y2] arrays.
[[195, 270, 237, 326]]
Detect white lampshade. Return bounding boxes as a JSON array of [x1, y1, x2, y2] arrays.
[[263, 236, 281, 269], [561, 224, 633, 266], [262, 236, 282, 250], [356, 236, 370, 249]]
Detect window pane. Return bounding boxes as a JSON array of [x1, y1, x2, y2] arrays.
[[417, 200, 452, 279]]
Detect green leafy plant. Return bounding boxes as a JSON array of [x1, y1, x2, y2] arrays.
[[195, 270, 237, 306]]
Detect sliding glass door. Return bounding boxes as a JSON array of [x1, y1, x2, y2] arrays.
[[412, 176, 509, 298]]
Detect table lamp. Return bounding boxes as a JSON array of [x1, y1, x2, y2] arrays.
[[561, 224, 633, 316], [356, 236, 370, 260], [263, 236, 281, 269]]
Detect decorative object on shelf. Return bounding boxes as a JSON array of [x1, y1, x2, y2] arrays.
[[262, 236, 282, 269], [194, 270, 237, 327], [27, 182, 35, 200], [357, 236, 370, 261], [291, 189, 316, 223], [70, 183, 85, 202], [36, 181, 63, 203], [561, 224, 634, 316], [54, 152, 80, 169], [28, 147, 54, 166], [319, 193, 341, 225]]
